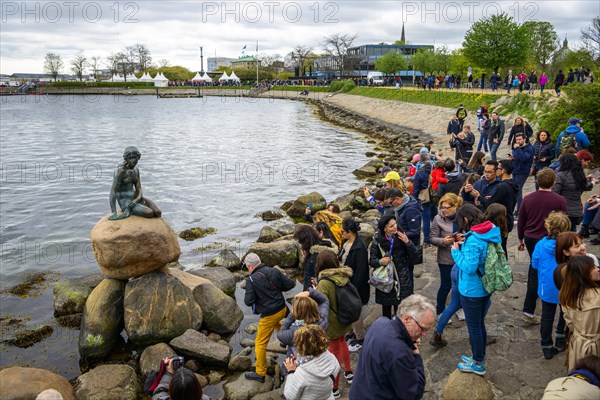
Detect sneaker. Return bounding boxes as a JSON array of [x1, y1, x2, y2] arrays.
[[348, 341, 363, 352], [543, 347, 559, 360], [579, 225, 590, 238], [429, 332, 448, 348], [345, 332, 356, 343], [555, 337, 566, 352], [523, 312, 541, 324], [344, 370, 354, 384], [332, 389, 340, 399], [245, 372, 265, 383], [456, 309, 465, 321], [458, 360, 486, 375]]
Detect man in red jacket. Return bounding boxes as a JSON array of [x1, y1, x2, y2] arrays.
[[518, 168, 568, 323]]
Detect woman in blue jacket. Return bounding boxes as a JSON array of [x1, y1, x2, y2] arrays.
[[451, 203, 501, 376], [532, 211, 572, 359]]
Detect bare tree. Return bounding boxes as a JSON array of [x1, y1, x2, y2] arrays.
[[158, 59, 170, 68], [107, 52, 128, 79], [581, 16, 600, 61], [89, 56, 101, 80], [290, 45, 313, 75], [124, 46, 138, 78], [134, 43, 152, 71], [321, 33, 358, 78], [106, 53, 121, 76], [70, 50, 88, 81], [44, 52, 63, 81]]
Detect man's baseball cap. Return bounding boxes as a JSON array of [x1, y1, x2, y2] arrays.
[[382, 171, 401, 182], [569, 118, 583, 125]]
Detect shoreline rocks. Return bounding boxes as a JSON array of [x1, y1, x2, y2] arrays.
[[0, 367, 75, 400]]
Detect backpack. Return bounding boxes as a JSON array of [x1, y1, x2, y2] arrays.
[[479, 243, 513, 294], [558, 133, 578, 155], [512, 78, 519, 87], [457, 108, 467, 119], [323, 278, 362, 326]]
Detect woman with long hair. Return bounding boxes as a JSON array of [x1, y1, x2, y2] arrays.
[[152, 362, 210, 400], [532, 131, 555, 190], [462, 151, 485, 176], [314, 221, 340, 251], [558, 256, 600, 370], [338, 217, 369, 352], [554, 232, 599, 290], [283, 325, 340, 400], [451, 203, 501, 375], [315, 250, 354, 398], [531, 212, 571, 359], [293, 225, 333, 290], [483, 203, 509, 254], [506, 116, 533, 147], [553, 153, 594, 231], [370, 214, 417, 319]]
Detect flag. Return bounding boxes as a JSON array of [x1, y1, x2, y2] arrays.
[[242, 45, 246, 51]]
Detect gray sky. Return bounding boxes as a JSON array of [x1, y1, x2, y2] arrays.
[[1, 1, 598, 74]]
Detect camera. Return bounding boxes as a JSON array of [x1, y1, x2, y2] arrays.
[[170, 356, 184, 371]]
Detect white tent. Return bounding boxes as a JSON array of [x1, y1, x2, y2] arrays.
[[229, 71, 240, 82], [191, 72, 203, 81], [201, 72, 212, 82], [126, 73, 138, 82], [111, 74, 125, 82], [139, 72, 153, 82], [153, 72, 169, 87], [218, 72, 230, 81]]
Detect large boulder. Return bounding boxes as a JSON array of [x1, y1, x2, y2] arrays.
[[189, 267, 237, 297], [358, 222, 376, 247], [285, 192, 327, 220], [193, 282, 244, 335], [247, 240, 300, 268], [74, 364, 140, 400], [169, 329, 231, 367], [124, 271, 202, 346], [90, 215, 181, 280], [443, 369, 494, 400], [257, 226, 282, 243], [223, 372, 274, 400], [53, 273, 104, 318], [139, 342, 176, 377], [206, 249, 241, 270], [164, 267, 211, 290], [228, 348, 253, 372], [79, 278, 126, 359], [0, 367, 75, 400]]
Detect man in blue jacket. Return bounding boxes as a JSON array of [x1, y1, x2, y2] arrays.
[[511, 133, 534, 216], [462, 161, 501, 207], [350, 294, 435, 400], [384, 188, 422, 247], [555, 118, 591, 155]]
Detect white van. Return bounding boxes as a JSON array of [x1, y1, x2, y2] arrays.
[[367, 71, 384, 85]]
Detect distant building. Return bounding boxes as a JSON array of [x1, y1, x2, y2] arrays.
[[231, 56, 258, 70], [207, 57, 235, 71]]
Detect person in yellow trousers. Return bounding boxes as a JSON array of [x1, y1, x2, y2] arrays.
[[243, 253, 295, 382]]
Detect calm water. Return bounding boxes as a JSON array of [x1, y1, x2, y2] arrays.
[[0, 94, 372, 379]]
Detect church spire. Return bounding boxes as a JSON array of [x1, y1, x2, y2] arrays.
[[401, 23, 406, 43]]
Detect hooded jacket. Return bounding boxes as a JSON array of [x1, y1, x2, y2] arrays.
[[481, 178, 520, 232], [283, 350, 340, 400], [244, 264, 295, 317], [412, 162, 432, 202], [452, 221, 502, 298], [317, 266, 354, 339], [350, 317, 425, 400], [394, 196, 422, 246], [531, 237, 560, 304], [555, 125, 591, 155]]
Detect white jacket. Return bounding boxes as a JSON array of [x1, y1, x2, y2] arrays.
[[283, 351, 340, 400]]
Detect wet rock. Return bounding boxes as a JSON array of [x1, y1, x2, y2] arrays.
[[443, 369, 493, 400], [139, 342, 176, 377], [207, 370, 227, 384], [74, 364, 140, 400], [0, 367, 75, 400], [272, 222, 296, 236], [206, 249, 242, 270], [247, 240, 300, 268], [333, 193, 356, 211], [124, 271, 202, 346], [257, 226, 282, 243], [352, 164, 378, 178], [244, 323, 258, 335], [229, 348, 253, 372], [90, 215, 181, 280], [170, 329, 231, 367], [189, 267, 237, 297], [193, 282, 243, 335], [257, 211, 285, 221], [207, 332, 222, 342], [53, 273, 104, 318], [358, 222, 376, 247], [223, 372, 274, 400], [285, 192, 327, 220], [79, 278, 125, 359], [179, 227, 217, 241]]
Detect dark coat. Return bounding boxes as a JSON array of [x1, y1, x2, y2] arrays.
[[481, 178, 520, 232], [487, 118, 505, 143], [437, 171, 468, 197], [507, 123, 534, 146], [412, 162, 432, 203], [447, 119, 461, 135], [370, 232, 417, 306], [244, 264, 295, 317], [512, 142, 535, 176], [350, 317, 425, 400], [532, 140, 555, 171], [340, 236, 370, 305], [450, 131, 475, 162], [302, 244, 333, 290], [394, 196, 422, 246]]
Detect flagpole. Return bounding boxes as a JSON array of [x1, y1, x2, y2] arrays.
[[256, 40, 259, 87]]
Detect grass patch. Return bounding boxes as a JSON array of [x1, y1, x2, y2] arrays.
[[348, 87, 502, 111], [50, 81, 154, 88]]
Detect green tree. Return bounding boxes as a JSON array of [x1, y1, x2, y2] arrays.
[[145, 66, 194, 81], [463, 13, 530, 71], [433, 46, 451, 75], [375, 51, 407, 75], [44, 52, 63, 81], [411, 49, 436, 74], [581, 16, 600, 62], [522, 21, 558, 70]]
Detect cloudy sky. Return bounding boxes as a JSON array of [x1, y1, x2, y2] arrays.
[[1, 1, 598, 74]]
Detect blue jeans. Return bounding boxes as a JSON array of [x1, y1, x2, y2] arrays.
[[491, 81, 495, 91], [489, 141, 500, 161], [477, 134, 489, 152], [437, 265, 460, 333], [513, 174, 529, 213], [436, 264, 454, 315], [460, 294, 491, 363], [422, 201, 436, 244], [582, 202, 598, 226]]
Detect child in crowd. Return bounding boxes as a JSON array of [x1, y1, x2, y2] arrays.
[[408, 154, 420, 178], [431, 160, 449, 191]]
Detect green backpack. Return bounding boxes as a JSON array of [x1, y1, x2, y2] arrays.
[[479, 243, 513, 294]]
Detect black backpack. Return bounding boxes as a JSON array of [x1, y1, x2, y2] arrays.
[[323, 278, 362, 326]]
